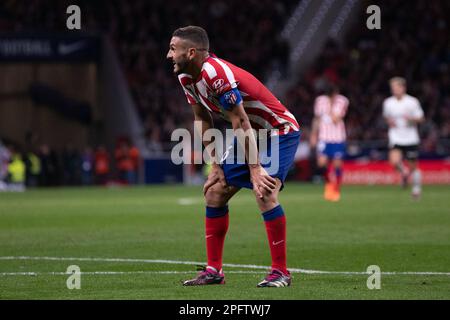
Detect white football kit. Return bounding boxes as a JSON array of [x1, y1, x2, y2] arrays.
[[382, 94, 424, 147]]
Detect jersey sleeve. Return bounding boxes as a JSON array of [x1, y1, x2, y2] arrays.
[[382, 99, 389, 118], [202, 59, 238, 96], [411, 98, 424, 118], [314, 97, 323, 117], [332, 96, 349, 118], [203, 59, 242, 110], [178, 74, 199, 105]]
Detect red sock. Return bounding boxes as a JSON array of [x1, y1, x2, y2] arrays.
[[263, 206, 287, 274], [319, 166, 330, 183], [325, 166, 331, 183], [205, 209, 229, 271], [335, 167, 343, 191]]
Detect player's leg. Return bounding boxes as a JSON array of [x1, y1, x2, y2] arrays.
[[329, 157, 343, 201], [317, 152, 334, 201], [389, 147, 408, 187], [204, 182, 240, 272], [405, 146, 421, 199], [409, 159, 421, 198], [183, 182, 240, 286], [317, 153, 330, 183], [316, 141, 330, 184], [333, 157, 343, 190], [254, 179, 291, 287]]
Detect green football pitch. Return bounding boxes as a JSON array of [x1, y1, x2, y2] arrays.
[[0, 184, 449, 300]]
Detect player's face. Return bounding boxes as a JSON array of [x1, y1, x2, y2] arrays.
[[390, 82, 406, 97], [167, 37, 191, 74]]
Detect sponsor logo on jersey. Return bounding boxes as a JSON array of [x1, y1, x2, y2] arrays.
[[212, 78, 225, 90]]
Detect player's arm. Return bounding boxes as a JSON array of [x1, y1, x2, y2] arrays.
[[222, 96, 277, 198], [331, 113, 343, 124], [385, 116, 396, 128], [331, 99, 348, 124], [406, 98, 425, 124], [192, 103, 213, 139], [382, 100, 396, 128], [405, 106, 425, 124], [192, 104, 227, 194], [405, 115, 424, 125], [310, 116, 319, 148]]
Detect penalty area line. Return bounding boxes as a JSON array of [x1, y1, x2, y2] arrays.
[[0, 256, 449, 276]]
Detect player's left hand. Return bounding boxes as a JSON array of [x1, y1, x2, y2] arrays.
[[203, 164, 227, 195], [250, 165, 277, 199]]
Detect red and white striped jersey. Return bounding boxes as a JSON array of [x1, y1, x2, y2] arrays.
[[314, 94, 349, 143], [178, 54, 299, 136]]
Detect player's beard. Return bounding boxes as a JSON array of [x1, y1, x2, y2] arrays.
[[174, 56, 189, 75]]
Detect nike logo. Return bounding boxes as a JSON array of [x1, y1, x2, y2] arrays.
[[272, 240, 284, 246], [58, 41, 86, 55], [205, 235, 213, 239]]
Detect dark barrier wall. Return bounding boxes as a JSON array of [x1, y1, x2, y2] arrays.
[[144, 158, 183, 184]]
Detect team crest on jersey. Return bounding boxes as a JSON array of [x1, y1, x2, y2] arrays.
[[224, 90, 238, 104]]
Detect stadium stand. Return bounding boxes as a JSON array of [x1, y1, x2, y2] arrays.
[[284, 0, 450, 157], [0, 0, 295, 151], [0, 0, 448, 187]]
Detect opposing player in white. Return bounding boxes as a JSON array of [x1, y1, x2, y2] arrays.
[[382, 77, 424, 199]]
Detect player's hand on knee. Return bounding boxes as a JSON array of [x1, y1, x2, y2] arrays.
[[250, 165, 277, 199], [203, 164, 227, 195]]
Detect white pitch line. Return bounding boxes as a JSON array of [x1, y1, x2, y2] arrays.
[[0, 256, 449, 276], [0, 270, 265, 276]]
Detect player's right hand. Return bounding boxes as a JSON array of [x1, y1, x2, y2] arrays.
[[250, 165, 277, 199], [203, 164, 227, 195], [387, 118, 397, 128], [310, 135, 317, 149]]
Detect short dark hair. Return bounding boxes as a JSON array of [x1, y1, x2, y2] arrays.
[[323, 82, 339, 96], [172, 26, 209, 51]]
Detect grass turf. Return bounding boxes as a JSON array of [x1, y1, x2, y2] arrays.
[[0, 184, 449, 299]]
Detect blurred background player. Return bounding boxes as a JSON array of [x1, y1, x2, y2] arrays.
[[0, 139, 11, 191], [310, 84, 348, 201], [383, 77, 424, 199]]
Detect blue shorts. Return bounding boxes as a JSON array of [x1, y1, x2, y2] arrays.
[[220, 131, 301, 190], [317, 141, 346, 159]]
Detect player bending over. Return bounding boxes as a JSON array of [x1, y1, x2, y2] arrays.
[[310, 84, 348, 202], [383, 77, 424, 199], [167, 26, 300, 287]]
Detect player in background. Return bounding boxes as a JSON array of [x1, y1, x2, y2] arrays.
[[310, 84, 348, 202], [383, 77, 424, 199], [167, 26, 300, 287]]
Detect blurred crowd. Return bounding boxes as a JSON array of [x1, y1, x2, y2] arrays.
[[0, 0, 448, 162], [284, 0, 449, 157], [0, 137, 140, 191], [0, 0, 295, 152]]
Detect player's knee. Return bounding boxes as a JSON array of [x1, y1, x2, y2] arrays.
[[333, 158, 343, 167], [204, 184, 229, 207], [318, 156, 328, 167], [389, 155, 399, 166], [409, 160, 418, 170], [254, 189, 279, 212]]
